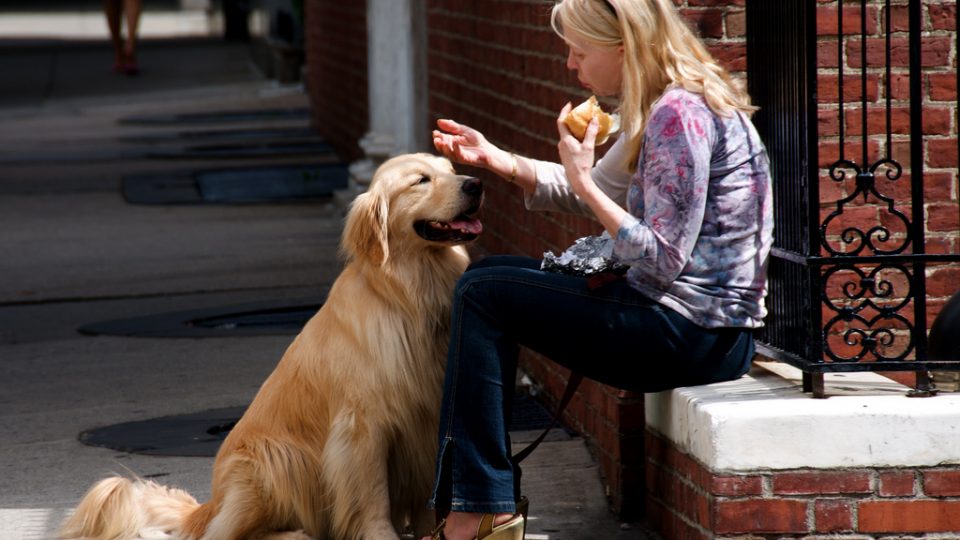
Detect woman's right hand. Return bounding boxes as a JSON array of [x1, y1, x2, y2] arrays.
[[432, 119, 501, 170]]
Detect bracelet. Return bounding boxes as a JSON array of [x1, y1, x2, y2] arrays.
[[509, 152, 518, 183]]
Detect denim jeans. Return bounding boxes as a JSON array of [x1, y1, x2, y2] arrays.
[[428, 256, 755, 514]]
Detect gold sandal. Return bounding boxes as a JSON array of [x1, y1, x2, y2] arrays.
[[429, 497, 529, 540]]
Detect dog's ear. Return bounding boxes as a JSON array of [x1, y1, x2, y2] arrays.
[[342, 190, 390, 266]]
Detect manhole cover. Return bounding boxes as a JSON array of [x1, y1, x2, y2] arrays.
[[78, 394, 562, 457], [80, 406, 247, 456], [147, 141, 333, 159], [122, 162, 347, 205], [118, 107, 311, 126], [78, 297, 325, 338], [120, 127, 317, 144]]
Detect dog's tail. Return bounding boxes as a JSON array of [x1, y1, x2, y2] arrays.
[[59, 476, 202, 540]]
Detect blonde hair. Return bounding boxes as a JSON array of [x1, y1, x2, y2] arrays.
[[550, 0, 756, 169]]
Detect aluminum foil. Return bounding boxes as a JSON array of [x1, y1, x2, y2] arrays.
[[541, 233, 628, 276]]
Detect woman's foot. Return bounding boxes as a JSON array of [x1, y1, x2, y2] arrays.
[[422, 511, 517, 540], [121, 42, 139, 76]]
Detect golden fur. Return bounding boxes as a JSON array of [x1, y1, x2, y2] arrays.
[[60, 154, 482, 540]]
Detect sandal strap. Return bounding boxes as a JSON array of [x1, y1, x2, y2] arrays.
[[476, 514, 495, 538], [429, 518, 447, 540]]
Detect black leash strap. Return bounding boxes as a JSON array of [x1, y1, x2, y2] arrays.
[[511, 372, 584, 464]]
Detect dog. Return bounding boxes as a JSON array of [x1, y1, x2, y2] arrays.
[[60, 153, 483, 540]]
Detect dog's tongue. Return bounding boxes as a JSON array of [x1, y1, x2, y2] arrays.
[[450, 218, 483, 235]]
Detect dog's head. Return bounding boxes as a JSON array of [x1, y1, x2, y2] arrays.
[[342, 153, 483, 266]]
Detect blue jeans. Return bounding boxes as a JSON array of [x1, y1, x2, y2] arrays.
[[428, 256, 754, 514]]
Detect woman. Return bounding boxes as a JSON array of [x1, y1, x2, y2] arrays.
[[425, 0, 773, 538]]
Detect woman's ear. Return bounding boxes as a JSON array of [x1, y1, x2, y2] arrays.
[[342, 190, 390, 266]]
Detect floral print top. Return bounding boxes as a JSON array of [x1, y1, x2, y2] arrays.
[[528, 87, 774, 329]]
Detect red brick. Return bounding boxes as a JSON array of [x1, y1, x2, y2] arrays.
[[773, 471, 872, 495], [924, 469, 960, 497], [715, 499, 808, 534], [927, 267, 960, 299], [879, 470, 916, 497], [927, 139, 959, 169], [929, 73, 958, 102], [860, 500, 960, 533], [928, 204, 960, 233], [708, 475, 763, 497], [725, 10, 745, 38], [815, 499, 854, 533], [930, 4, 958, 31], [681, 8, 725, 39]]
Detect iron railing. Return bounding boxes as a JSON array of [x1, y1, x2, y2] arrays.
[[746, 0, 960, 397]]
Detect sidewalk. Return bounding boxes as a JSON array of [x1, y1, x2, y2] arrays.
[[0, 28, 657, 540]]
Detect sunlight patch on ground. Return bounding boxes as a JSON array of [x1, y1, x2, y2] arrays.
[[0, 507, 69, 540]]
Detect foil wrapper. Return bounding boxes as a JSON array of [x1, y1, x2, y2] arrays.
[[541, 233, 628, 276]]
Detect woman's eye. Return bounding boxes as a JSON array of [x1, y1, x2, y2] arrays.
[[417, 175, 431, 184]]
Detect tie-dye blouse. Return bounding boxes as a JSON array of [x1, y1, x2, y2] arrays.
[[528, 87, 774, 329]]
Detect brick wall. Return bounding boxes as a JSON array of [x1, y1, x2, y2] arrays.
[[303, 0, 368, 162], [647, 429, 960, 538]]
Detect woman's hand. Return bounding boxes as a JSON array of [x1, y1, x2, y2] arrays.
[[556, 102, 600, 198], [432, 119, 503, 170], [556, 102, 628, 239]]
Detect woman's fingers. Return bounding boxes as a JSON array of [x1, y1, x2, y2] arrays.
[[436, 118, 462, 133], [582, 116, 599, 148], [556, 102, 573, 137]]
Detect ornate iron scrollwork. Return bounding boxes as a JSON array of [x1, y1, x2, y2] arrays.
[[821, 263, 915, 362], [821, 159, 912, 257]]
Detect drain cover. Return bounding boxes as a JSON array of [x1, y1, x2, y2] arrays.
[[118, 107, 311, 126], [147, 141, 333, 160], [78, 297, 325, 338], [122, 162, 347, 205], [78, 394, 561, 457]]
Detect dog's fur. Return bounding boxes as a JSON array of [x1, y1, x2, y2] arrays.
[[60, 154, 483, 540]]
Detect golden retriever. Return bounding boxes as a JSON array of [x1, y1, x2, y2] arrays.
[[60, 153, 483, 540]]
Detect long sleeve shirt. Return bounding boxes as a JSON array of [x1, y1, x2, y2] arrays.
[[526, 87, 774, 329]]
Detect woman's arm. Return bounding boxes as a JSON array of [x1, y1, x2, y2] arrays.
[[612, 97, 716, 286]]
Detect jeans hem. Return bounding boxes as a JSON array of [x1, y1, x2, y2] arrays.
[[449, 500, 517, 514]]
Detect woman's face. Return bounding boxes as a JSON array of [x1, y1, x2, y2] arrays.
[[564, 30, 623, 97]]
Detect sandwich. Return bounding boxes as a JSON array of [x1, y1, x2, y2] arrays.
[[563, 95, 619, 145]]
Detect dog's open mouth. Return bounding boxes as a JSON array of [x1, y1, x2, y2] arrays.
[[414, 214, 483, 243]]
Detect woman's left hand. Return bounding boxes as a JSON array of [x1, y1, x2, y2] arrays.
[[556, 102, 600, 198]]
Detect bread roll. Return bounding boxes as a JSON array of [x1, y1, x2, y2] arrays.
[[563, 95, 618, 145]]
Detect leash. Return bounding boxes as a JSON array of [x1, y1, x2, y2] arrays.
[[511, 372, 584, 463], [510, 371, 584, 506]]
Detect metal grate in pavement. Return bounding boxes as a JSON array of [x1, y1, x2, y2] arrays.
[[122, 162, 347, 204]]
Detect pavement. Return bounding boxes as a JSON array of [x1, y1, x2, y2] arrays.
[[0, 14, 658, 540]]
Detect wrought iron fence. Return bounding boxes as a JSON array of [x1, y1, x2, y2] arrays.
[[746, 0, 960, 397]]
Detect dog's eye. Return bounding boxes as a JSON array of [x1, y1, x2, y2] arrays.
[[417, 175, 431, 185]]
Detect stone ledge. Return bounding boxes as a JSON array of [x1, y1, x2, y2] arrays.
[[645, 361, 960, 471]]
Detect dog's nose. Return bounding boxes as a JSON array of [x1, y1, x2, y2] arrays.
[[461, 177, 483, 196]]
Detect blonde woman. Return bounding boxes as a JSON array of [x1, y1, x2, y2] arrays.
[[425, 0, 773, 538]]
